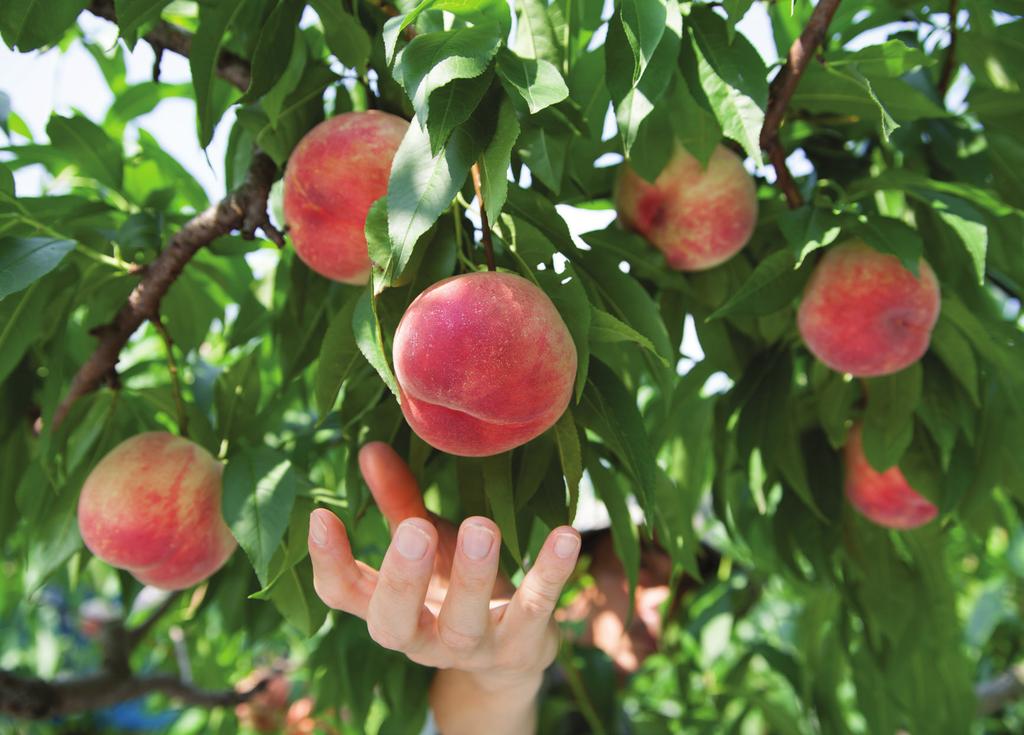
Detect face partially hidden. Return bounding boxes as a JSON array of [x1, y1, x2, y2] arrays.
[[559, 533, 673, 674]]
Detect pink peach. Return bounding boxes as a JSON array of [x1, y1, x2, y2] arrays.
[[393, 272, 577, 457], [283, 111, 409, 284], [614, 143, 758, 271], [844, 423, 938, 530], [77, 432, 237, 590], [798, 240, 940, 377]]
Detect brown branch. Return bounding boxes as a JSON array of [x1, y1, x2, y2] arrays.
[[977, 663, 1024, 716], [87, 0, 251, 91], [936, 0, 960, 98], [151, 317, 189, 438], [470, 163, 495, 271], [126, 591, 184, 653], [760, 0, 844, 209], [0, 669, 270, 720], [51, 152, 282, 430]]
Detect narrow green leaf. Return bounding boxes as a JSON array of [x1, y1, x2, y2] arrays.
[[240, 0, 306, 102], [589, 307, 668, 365], [707, 249, 805, 320], [477, 95, 520, 223], [862, 363, 922, 471], [353, 288, 400, 398], [0, 0, 88, 51], [189, 0, 247, 147], [552, 409, 582, 522], [482, 452, 521, 563], [310, 0, 372, 72], [46, 114, 124, 190], [587, 452, 639, 610], [497, 48, 569, 115], [315, 294, 363, 418], [114, 0, 172, 46]]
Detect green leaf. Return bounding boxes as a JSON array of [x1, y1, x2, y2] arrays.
[[223, 447, 299, 585], [477, 95, 520, 223], [0, 237, 75, 302], [384, 0, 511, 63], [315, 295, 362, 418], [190, 0, 247, 147], [779, 206, 842, 266], [707, 249, 806, 320], [240, 0, 306, 102], [552, 409, 582, 522], [575, 360, 656, 515], [687, 6, 767, 165], [669, 71, 721, 168], [825, 64, 899, 141], [46, 114, 124, 190], [427, 68, 495, 155], [507, 218, 591, 400], [214, 347, 263, 445], [0, 0, 88, 51], [269, 560, 328, 636], [497, 49, 570, 115], [930, 315, 979, 406], [387, 115, 486, 269], [589, 307, 668, 365], [481, 453, 520, 562], [862, 363, 922, 472], [927, 197, 988, 284], [830, 40, 934, 77], [512, 0, 561, 65], [587, 452, 639, 608], [517, 125, 568, 192], [310, 0, 372, 73], [113, 0, 172, 46], [353, 287, 400, 398], [396, 26, 500, 122]]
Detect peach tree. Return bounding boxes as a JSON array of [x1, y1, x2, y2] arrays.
[[1, 0, 1023, 733]]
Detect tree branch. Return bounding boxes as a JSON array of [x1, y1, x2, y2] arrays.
[[0, 669, 270, 720], [51, 152, 282, 430], [977, 662, 1024, 716], [760, 0, 843, 209], [936, 0, 960, 99], [470, 163, 496, 271], [151, 317, 189, 437], [87, 0, 251, 91]]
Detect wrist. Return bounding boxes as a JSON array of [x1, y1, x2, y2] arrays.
[[463, 667, 544, 695]]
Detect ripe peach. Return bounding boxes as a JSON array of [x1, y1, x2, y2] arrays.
[[798, 240, 940, 377], [283, 111, 409, 284], [77, 432, 237, 590], [844, 423, 937, 530], [393, 271, 577, 457], [614, 143, 758, 271]]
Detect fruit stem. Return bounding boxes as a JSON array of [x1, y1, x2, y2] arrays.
[[151, 316, 189, 438], [470, 162, 496, 271]]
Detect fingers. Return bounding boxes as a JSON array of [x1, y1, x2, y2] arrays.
[[366, 517, 438, 652], [358, 442, 429, 530], [308, 509, 377, 618], [436, 517, 501, 651], [504, 527, 581, 638]]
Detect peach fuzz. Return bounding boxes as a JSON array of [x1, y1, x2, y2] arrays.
[[844, 423, 938, 530], [283, 111, 409, 284], [614, 143, 758, 271], [77, 432, 237, 590], [393, 271, 577, 457], [797, 240, 940, 377]]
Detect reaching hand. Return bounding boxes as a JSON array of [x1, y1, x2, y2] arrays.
[[308, 442, 581, 734]]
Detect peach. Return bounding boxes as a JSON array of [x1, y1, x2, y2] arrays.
[[393, 271, 577, 457], [614, 143, 758, 271], [77, 432, 237, 590], [844, 423, 938, 530], [798, 240, 940, 377], [283, 111, 409, 284]]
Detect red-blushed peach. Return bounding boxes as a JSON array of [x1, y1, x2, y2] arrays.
[[77, 432, 237, 591], [393, 271, 577, 457], [283, 111, 409, 284], [844, 423, 938, 530], [797, 240, 941, 377], [614, 143, 758, 271]]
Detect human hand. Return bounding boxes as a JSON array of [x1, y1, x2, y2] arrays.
[[308, 442, 582, 694]]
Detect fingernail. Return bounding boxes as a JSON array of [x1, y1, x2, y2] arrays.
[[553, 532, 580, 559], [462, 523, 495, 561], [395, 522, 430, 560], [310, 513, 327, 546]]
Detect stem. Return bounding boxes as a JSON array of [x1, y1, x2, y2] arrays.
[[936, 0, 960, 99], [759, 0, 844, 209], [470, 163, 496, 271], [556, 648, 608, 735], [150, 317, 189, 438]]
